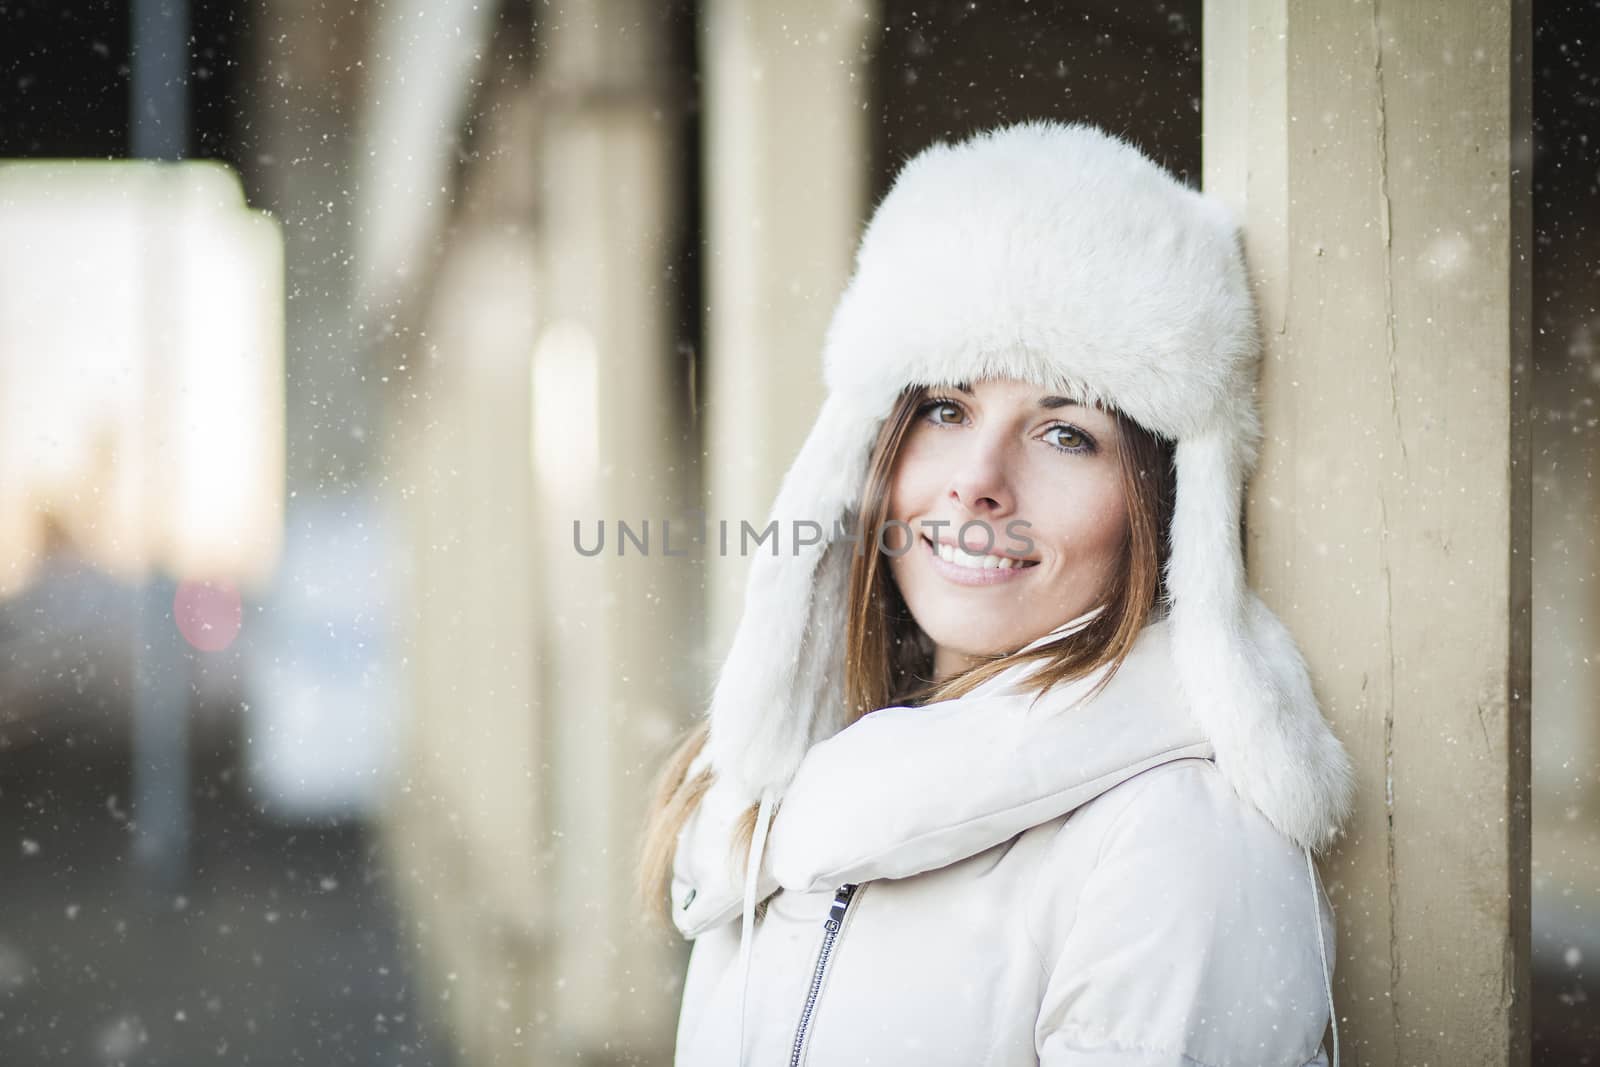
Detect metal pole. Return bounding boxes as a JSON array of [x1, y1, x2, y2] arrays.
[[128, 0, 190, 896], [131, 0, 189, 160]]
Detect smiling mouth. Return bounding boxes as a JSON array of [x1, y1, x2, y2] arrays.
[[921, 534, 1040, 571]]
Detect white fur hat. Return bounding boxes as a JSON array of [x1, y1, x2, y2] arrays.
[[705, 119, 1355, 853]]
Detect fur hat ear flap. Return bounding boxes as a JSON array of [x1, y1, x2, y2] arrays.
[[1166, 431, 1356, 853], [705, 393, 881, 807], [1237, 590, 1359, 852]]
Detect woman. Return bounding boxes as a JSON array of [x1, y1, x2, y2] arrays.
[[637, 120, 1356, 1066]]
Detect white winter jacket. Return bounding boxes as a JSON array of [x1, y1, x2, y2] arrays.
[[670, 614, 1337, 1066]]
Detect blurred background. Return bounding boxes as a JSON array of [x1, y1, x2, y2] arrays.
[[0, 0, 1592, 1063]]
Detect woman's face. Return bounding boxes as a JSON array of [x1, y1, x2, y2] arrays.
[[884, 376, 1129, 681]]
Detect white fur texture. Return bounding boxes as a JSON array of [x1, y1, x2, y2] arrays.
[[704, 119, 1355, 853]]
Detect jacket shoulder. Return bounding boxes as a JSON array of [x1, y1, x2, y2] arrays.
[[1093, 756, 1310, 876], [1027, 757, 1336, 1067], [1033, 757, 1331, 936]]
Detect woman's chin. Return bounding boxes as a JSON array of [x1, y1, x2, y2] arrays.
[[915, 610, 1021, 662]]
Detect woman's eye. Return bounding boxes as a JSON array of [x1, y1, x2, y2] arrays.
[[1045, 424, 1096, 454], [918, 399, 964, 425]]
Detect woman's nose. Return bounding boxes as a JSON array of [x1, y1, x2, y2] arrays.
[[945, 439, 1015, 523]]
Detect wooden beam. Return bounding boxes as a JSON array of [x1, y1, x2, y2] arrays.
[[1204, 1, 1533, 1061]]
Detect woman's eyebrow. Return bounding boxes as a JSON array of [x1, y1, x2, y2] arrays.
[[951, 383, 1077, 410]]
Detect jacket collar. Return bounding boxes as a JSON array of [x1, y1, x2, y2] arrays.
[[672, 612, 1213, 938]]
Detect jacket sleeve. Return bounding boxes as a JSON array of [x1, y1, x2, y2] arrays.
[[670, 748, 781, 939], [1033, 761, 1335, 1067]]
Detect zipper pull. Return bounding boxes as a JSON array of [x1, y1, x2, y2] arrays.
[[826, 883, 858, 928]]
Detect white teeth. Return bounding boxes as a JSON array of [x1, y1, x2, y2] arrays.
[[933, 539, 1029, 570]]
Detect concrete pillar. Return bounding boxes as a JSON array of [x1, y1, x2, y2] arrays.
[[701, 0, 878, 654], [251, 0, 375, 488], [381, 75, 546, 1067], [1203, 2, 1532, 1062], [528, 1, 694, 1059]]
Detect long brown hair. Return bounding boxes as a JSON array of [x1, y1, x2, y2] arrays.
[[633, 383, 1177, 930]]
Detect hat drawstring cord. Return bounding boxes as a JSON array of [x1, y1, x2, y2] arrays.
[[735, 788, 776, 1067], [1304, 844, 1339, 1067]]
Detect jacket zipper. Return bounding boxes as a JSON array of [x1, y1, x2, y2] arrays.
[[789, 882, 861, 1067]]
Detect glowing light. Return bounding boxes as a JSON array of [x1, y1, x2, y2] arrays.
[[0, 160, 285, 597], [173, 579, 243, 652], [531, 319, 600, 499]]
